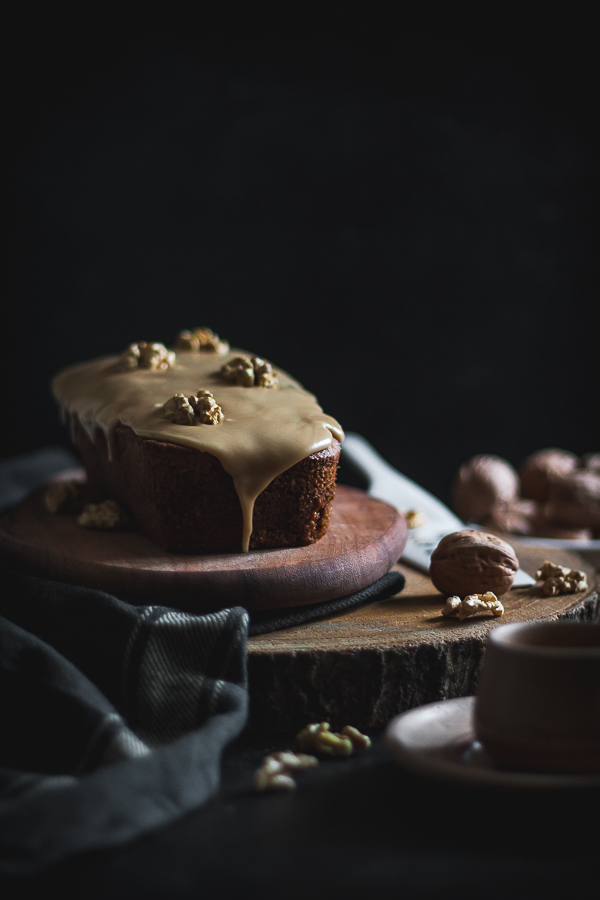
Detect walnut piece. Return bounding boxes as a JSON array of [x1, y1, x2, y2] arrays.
[[44, 479, 85, 514], [253, 751, 318, 792], [442, 591, 504, 620], [294, 722, 371, 757], [162, 390, 224, 426], [220, 355, 278, 388], [340, 725, 372, 750], [535, 560, 588, 596], [429, 530, 519, 597], [404, 509, 426, 529], [174, 327, 229, 354], [78, 499, 129, 530], [118, 342, 176, 371]]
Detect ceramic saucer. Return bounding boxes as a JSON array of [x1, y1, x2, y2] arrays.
[[385, 697, 600, 790]]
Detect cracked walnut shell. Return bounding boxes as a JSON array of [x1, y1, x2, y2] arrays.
[[429, 530, 519, 597]]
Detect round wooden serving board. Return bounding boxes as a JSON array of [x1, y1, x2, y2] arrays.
[[0, 478, 408, 613], [247, 543, 599, 735]]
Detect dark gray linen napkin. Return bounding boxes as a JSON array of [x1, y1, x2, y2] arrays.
[[0, 449, 405, 876]]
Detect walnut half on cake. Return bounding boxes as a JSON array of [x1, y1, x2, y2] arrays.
[[52, 334, 344, 554]]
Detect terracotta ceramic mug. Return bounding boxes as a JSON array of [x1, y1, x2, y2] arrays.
[[474, 620, 600, 774]]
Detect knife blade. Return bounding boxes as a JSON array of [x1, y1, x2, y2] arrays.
[[341, 433, 535, 587]]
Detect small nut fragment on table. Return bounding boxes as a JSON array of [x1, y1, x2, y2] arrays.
[[220, 356, 278, 388], [442, 592, 504, 620], [535, 560, 570, 581], [162, 390, 224, 426], [430, 530, 519, 597], [253, 751, 318, 792], [405, 510, 426, 529], [174, 327, 229, 354], [535, 560, 588, 596], [78, 499, 129, 530], [295, 722, 370, 757], [340, 725, 372, 750], [117, 342, 176, 371], [44, 479, 85, 514]]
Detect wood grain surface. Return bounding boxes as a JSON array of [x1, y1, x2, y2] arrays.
[[247, 544, 599, 734], [0, 479, 408, 613]]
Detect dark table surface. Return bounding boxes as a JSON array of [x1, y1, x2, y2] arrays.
[[7, 725, 597, 899]]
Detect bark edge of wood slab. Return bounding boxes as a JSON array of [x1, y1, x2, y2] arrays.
[[247, 544, 599, 735]]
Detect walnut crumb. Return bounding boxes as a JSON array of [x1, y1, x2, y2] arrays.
[[44, 479, 85, 514], [78, 499, 129, 530], [253, 751, 318, 792], [118, 342, 176, 371], [174, 327, 229, 354], [442, 591, 504, 620], [535, 560, 588, 596], [405, 509, 426, 528], [295, 722, 371, 757], [220, 355, 278, 388], [162, 389, 224, 425]]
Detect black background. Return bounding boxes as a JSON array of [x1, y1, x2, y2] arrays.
[[8, 14, 598, 508]]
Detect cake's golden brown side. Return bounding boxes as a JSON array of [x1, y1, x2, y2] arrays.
[[75, 419, 340, 553]]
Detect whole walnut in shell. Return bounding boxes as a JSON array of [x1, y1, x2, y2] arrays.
[[518, 448, 578, 503], [544, 469, 600, 530], [581, 452, 600, 474], [452, 455, 519, 523], [429, 530, 519, 597], [482, 498, 538, 536]]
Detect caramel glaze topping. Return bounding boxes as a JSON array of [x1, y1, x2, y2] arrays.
[[52, 349, 344, 552]]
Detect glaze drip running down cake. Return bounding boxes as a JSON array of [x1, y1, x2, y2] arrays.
[[52, 331, 344, 553]]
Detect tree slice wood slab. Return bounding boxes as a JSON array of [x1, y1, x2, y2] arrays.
[[0, 478, 408, 614], [247, 544, 599, 735]]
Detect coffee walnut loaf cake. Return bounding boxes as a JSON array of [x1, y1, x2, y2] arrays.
[[52, 329, 344, 554]]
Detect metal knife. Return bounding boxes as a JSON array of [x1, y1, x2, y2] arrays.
[[341, 433, 535, 587]]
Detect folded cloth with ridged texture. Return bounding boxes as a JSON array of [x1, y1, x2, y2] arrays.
[[0, 449, 405, 875]]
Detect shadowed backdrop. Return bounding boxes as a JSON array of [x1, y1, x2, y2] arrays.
[[8, 22, 598, 508]]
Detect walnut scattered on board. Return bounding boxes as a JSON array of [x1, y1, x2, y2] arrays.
[[535, 560, 588, 596], [430, 530, 519, 597], [162, 390, 224, 425], [174, 327, 229, 354], [117, 342, 176, 371], [405, 509, 426, 529], [44, 479, 85, 514], [442, 591, 504, 621], [254, 751, 318, 792], [220, 355, 278, 388], [78, 499, 130, 530]]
